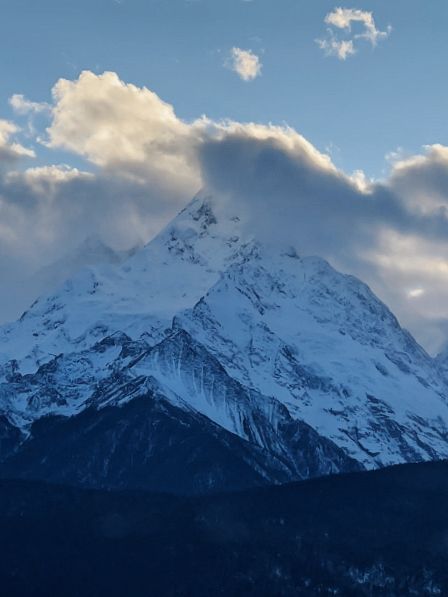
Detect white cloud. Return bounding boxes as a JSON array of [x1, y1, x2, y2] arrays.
[[325, 8, 391, 46], [0, 119, 35, 161], [316, 37, 355, 61], [317, 7, 391, 60], [3, 71, 448, 354], [46, 70, 201, 190], [9, 94, 50, 115], [385, 146, 406, 165], [228, 47, 262, 81]]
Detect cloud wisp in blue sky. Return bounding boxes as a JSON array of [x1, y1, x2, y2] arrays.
[[228, 47, 262, 81], [317, 7, 392, 60]]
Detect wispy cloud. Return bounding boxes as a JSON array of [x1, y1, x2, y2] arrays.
[[317, 7, 391, 60], [316, 37, 355, 61], [0, 119, 35, 161], [9, 94, 50, 115], [228, 47, 262, 81]]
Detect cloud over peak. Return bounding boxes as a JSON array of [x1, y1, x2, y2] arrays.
[[2, 71, 448, 352]]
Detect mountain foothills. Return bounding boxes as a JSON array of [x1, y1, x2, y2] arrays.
[[2, 462, 448, 596], [1, 193, 448, 493]]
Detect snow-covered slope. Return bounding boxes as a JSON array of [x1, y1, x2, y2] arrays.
[[177, 243, 448, 467], [32, 236, 140, 300], [1, 192, 448, 490], [0, 194, 243, 373]]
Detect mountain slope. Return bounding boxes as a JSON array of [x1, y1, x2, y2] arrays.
[[0, 330, 360, 492], [31, 235, 141, 302], [1, 192, 448, 488], [0, 193, 243, 373], [0, 393, 292, 494], [176, 243, 448, 467]]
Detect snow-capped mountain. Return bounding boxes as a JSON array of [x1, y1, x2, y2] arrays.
[[0, 195, 242, 373], [32, 235, 141, 301], [0, 235, 140, 332], [1, 192, 448, 492]]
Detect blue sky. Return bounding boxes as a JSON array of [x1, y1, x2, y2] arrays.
[[1, 0, 447, 178]]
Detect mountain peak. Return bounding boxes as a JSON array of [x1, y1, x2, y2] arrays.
[[2, 193, 448, 477]]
